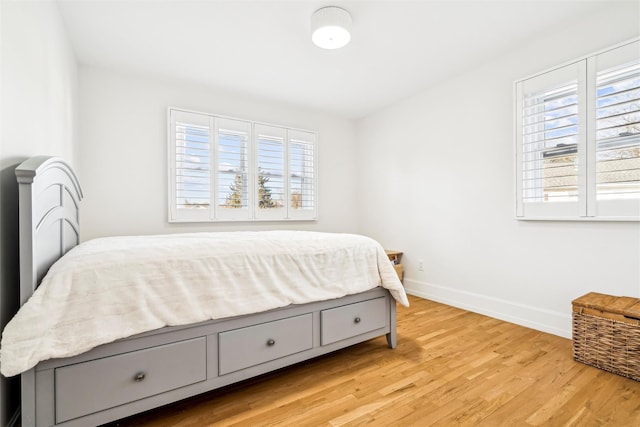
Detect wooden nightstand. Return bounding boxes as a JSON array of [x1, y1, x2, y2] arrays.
[[385, 250, 403, 282]]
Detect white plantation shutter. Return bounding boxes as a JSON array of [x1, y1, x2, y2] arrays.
[[516, 61, 586, 218], [590, 41, 640, 218], [288, 130, 317, 219], [254, 124, 286, 220], [169, 108, 317, 222], [515, 39, 639, 221], [215, 118, 252, 220], [169, 110, 213, 222], [523, 81, 580, 202]]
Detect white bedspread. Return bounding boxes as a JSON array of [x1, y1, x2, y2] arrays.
[[0, 231, 408, 377]]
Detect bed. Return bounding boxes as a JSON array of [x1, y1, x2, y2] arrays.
[[1, 156, 408, 427]]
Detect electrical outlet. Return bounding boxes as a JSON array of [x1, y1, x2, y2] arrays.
[[418, 259, 424, 271]]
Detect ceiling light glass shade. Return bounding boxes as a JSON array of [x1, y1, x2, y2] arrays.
[[311, 7, 352, 49]]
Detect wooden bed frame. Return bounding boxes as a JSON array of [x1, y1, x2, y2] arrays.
[[15, 156, 398, 427]]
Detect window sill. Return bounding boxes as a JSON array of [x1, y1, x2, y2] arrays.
[[515, 216, 639, 222]]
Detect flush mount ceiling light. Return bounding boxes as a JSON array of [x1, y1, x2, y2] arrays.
[[311, 6, 352, 49]]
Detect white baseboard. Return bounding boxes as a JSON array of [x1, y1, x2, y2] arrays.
[[403, 279, 572, 339]]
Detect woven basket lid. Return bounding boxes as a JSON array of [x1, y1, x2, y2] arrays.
[[573, 292, 640, 317]]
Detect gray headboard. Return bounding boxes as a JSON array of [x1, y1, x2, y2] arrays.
[[15, 156, 83, 306]]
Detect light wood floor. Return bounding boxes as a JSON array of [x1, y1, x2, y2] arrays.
[[107, 295, 640, 426]]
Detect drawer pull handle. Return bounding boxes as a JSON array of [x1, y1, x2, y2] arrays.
[[354, 317, 361, 324], [267, 339, 276, 346], [134, 372, 146, 382]]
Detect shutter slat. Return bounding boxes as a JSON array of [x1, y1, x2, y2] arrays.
[[172, 110, 316, 220], [256, 133, 285, 210], [596, 61, 640, 201], [175, 118, 211, 209], [597, 96, 640, 115], [521, 78, 579, 204], [217, 126, 249, 210], [290, 139, 315, 211]]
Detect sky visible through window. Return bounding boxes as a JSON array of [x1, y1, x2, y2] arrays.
[[522, 59, 639, 203], [595, 62, 640, 199], [176, 125, 313, 209], [176, 122, 210, 208]]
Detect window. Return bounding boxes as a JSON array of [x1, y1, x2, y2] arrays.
[[172, 111, 212, 221], [288, 130, 316, 220], [216, 118, 251, 220], [515, 40, 639, 220], [168, 108, 317, 222], [254, 124, 286, 220]]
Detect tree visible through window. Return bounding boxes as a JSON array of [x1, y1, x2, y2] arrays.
[[223, 174, 244, 208], [258, 174, 277, 208], [169, 109, 317, 222], [224, 172, 277, 208]]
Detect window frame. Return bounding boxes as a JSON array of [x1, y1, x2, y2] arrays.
[[514, 38, 640, 221], [168, 108, 318, 223]]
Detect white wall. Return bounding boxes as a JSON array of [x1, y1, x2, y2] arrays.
[[1, 1, 635, 425], [78, 67, 359, 240], [356, 2, 640, 338], [0, 1, 78, 424]]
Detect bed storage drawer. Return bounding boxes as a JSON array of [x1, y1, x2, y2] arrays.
[[55, 337, 206, 423], [321, 297, 387, 345], [219, 314, 313, 375]]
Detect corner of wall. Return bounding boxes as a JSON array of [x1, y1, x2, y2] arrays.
[[0, 0, 80, 424]]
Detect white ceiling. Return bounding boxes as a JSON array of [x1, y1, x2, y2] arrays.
[[57, 0, 613, 119]]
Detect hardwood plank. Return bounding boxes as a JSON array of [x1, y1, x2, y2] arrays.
[[105, 295, 640, 427]]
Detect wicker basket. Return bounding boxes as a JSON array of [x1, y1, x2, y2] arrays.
[[572, 292, 640, 381]]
